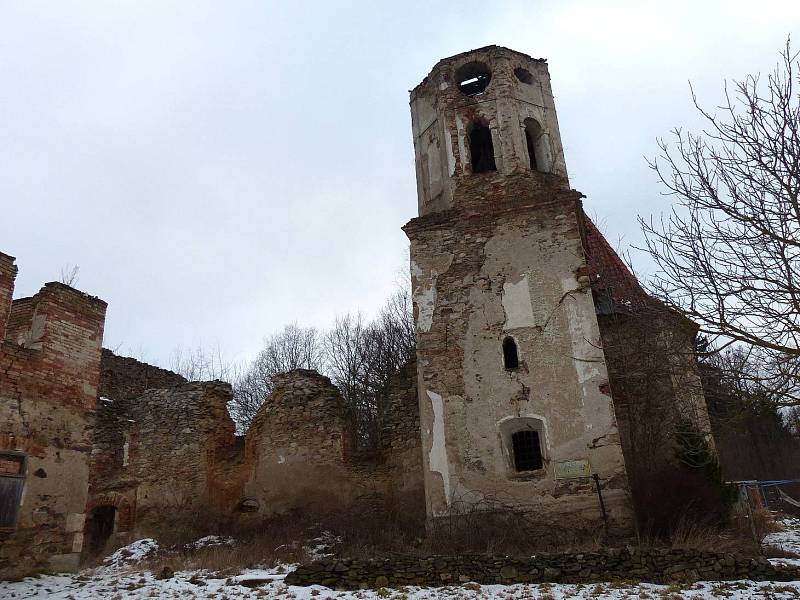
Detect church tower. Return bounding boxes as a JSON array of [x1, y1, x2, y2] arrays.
[[404, 46, 633, 532]]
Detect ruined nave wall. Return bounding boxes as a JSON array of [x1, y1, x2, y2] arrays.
[[0, 252, 107, 578]]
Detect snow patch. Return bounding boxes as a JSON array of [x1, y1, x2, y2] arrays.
[[103, 538, 159, 568]]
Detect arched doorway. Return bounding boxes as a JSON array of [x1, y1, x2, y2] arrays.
[[86, 505, 116, 555]]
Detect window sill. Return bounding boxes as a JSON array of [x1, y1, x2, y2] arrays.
[[508, 468, 546, 481]]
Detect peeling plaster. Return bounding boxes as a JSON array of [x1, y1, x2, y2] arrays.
[[502, 275, 536, 330], [444, 129, 455, 176], [560, 276, 602, 385], [411, 255, 453, 333], [426, 390, 451, 507], [416, 283, 436, 333]]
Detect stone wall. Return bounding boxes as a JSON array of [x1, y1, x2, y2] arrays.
[[0, 252, 107, 578], [89, 352, 243, 546], [286, 551, 800, 589], [241, 370, 362, 518], [380, 360, 424, 505]]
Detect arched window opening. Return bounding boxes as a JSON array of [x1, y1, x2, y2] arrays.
[[469, 122, 496, 173], [512, 430, 543, 472], [514, 67, 533, 84], [524, 118, 547, 172], [502, 337, 519, 369], [455, 61, 492, 97]]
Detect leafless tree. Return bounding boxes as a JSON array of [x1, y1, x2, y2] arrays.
[[59, 264, 80, 287], [168, 344, 234, 381], [325, 286, 416, 449], [229, 323, 323, 431], [639, 40, 800, 406]]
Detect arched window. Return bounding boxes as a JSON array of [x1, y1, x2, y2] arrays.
[[468, 122, 496, 173], [502, 337, 519, 369], [524, 118, 547, 172], [511, 430, 543, 471]]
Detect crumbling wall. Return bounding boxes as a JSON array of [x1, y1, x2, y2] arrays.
[[241, 370, 362, 517], [89, 352, 243, 544], [0, 252, 107, 578], [380, 360, 425, 505]]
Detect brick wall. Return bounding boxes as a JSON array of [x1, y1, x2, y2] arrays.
[[89, 352, 243, 544], [0, 259, 106, 578]]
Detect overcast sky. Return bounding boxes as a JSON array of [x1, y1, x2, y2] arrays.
[[1, 1, 798, 368]]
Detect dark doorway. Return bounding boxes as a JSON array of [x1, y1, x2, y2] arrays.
[[86, 505, 116, 555], [512, 430, 543, 471], [468, 123, 496, 173]]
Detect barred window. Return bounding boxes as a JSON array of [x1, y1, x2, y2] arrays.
[[511, 430, 543, 472]]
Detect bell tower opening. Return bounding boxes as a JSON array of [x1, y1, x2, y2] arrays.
[[468, 121, 496, 174], [524, 118, 547, 172]]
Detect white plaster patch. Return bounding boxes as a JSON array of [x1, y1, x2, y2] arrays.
[[411, 259, 437, 333], [560, 276, 602, 385], [444, 128, 455, 176], [502, 275, 536, 330], [416, 285, 436, 332], [277, 455, 285, 464], [426, 390, 451, 506]]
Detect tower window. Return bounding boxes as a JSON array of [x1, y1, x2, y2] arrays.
[[524, 118, 546, 172], [469, 122, 496, 173], [455, 62, 492, 97], [512, 430, 543, 472], [502, 337, 519, 369], [514, 67, 533, 84]]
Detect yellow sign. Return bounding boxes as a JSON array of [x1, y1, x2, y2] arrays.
[[554, 459, 591, 480]]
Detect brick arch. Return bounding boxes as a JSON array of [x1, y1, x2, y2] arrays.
[[86, 491, 134, 532]]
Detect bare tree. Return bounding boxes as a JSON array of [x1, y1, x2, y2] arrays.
[[59, 264, 80, 287], [325, 286, 416, 449], [230, 323, 323, 431], [640, 39, 800, 406], [168, 344, 234, 382]]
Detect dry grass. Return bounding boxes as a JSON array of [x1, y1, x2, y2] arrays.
[[116, 495, 770, 577], [635, 516, 760, 556]]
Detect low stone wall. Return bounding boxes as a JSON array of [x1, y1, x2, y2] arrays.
[[285, 550, 800, 589]]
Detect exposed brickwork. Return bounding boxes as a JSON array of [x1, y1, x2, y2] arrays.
[[89, 352, 242, 543], [0, 253, 16, 342], [98, 349, 187, 401], [0, 258, 107, 578], [582, 216, 650, 308]]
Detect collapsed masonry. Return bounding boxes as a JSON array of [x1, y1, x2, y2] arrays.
[[0, 45, 717, 579]]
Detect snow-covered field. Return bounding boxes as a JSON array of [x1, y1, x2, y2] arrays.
[[3, 519, 800, 599]]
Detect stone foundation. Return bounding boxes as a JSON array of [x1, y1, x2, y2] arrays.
[[286, 551, 800, 589]]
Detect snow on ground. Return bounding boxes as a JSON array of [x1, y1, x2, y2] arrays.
[[3, 519, 800, 599], [3, 571, 800, 600], [765, 517, 800, 556], [102, 538, 160, 568]]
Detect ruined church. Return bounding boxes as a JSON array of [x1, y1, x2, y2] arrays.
[[0, 46, 714, 579]]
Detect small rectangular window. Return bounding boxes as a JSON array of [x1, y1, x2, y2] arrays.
[[0, 451, 26, 529], [512, 430, 543, 472]]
